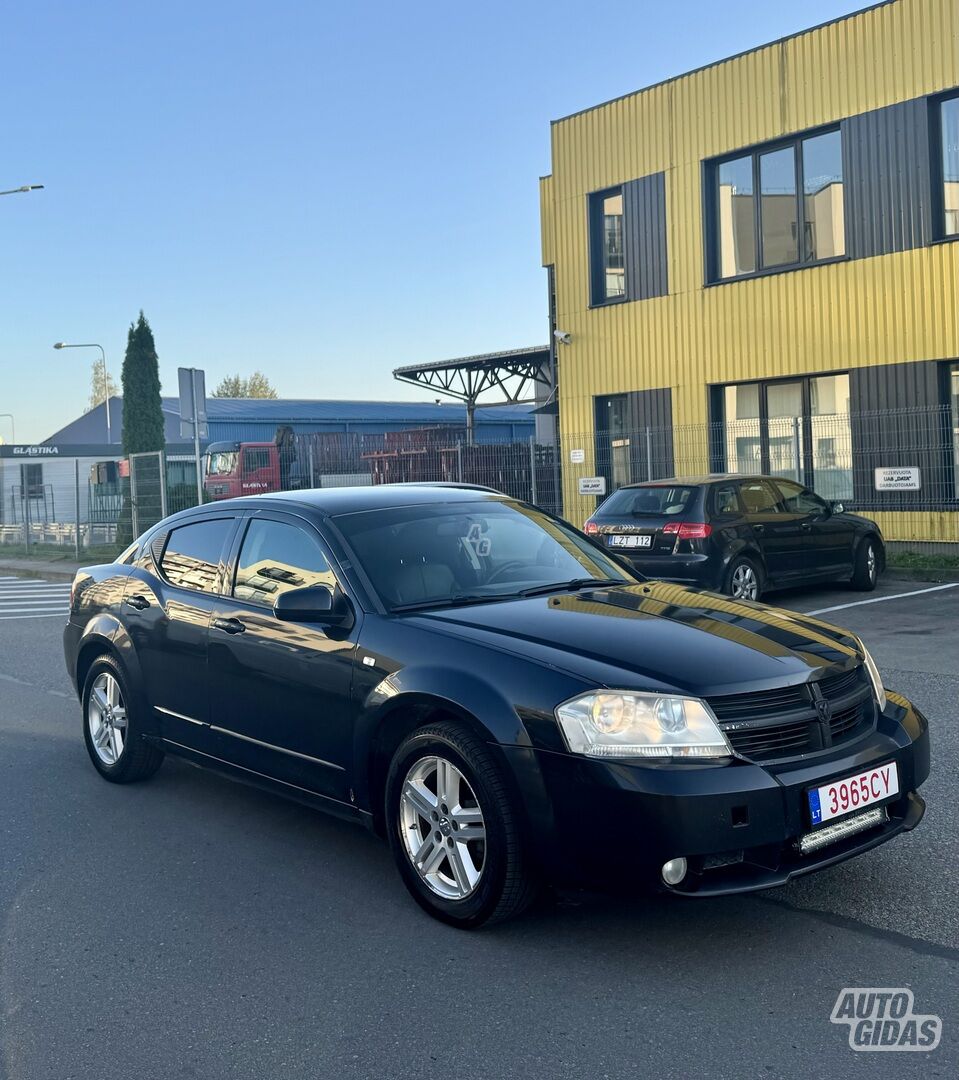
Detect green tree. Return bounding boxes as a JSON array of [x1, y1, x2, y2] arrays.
[[213, 370, 278, 398], [87, 357, 118, 413], [120, 311, 165, 455]]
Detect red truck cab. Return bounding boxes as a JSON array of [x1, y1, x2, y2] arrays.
[[204, 441, 280, 500]]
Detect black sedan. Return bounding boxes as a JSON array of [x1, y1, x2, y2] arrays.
[[585, 474, 885, 601], [63, 485, 926, 928]]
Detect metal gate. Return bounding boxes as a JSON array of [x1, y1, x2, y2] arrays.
[[129, 451, 168, 537]]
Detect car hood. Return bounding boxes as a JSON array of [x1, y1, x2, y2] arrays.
[[409, 582, 863, 697]]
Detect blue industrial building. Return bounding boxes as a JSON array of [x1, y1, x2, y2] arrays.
[[44, 396, 535, 448]]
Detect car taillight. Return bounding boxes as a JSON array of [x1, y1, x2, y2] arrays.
[[584, 520, 599, 535], [662, 522, 712, 540]]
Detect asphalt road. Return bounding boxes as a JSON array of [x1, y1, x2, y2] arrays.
[[1, 578, 956, 1079]]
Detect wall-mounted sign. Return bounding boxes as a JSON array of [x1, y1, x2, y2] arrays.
[[874, 467, 920, 491], [578, 476, 607, 496], [570, 448, 585, 464]]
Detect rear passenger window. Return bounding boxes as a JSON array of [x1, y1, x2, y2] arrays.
[[713, 485, 740, 514], [234, 518, 337, 604], [160, 519, 233, 593]]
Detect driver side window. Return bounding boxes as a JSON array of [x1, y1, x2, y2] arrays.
[[776, 480, 826, 515], [234, 518, 337, 604]]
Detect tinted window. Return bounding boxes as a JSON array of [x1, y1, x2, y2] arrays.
[[244, 448, 271, 472], [776, 480, 827, 515], [335, 500, 632, 610], [759, 146, 798, 267], [160, 519, 232, 593], [717, 155, 755, 277], [712, 484, 740, 515], [940, 95, 959, 238], [234, 519, 336, 604], [738, 480, 782, 514], [598, 485, 698, 517]]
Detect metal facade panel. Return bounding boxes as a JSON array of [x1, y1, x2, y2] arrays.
[[541, 0, 959, 530], [624, 173, 668, 300], [843, 98, 933, 258]]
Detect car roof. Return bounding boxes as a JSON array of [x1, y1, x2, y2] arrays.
[[617, 473, 785, 488], [180, 483, 512, 519]]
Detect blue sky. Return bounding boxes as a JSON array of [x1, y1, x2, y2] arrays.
[[2, 0, 865, 442]]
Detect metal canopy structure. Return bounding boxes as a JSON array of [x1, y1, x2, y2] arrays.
[[393, 345, 552, 441]]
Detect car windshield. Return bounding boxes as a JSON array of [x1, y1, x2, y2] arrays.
[[334, 499, 636, 611], [598, 485, 698, 517], [206, 451, 238, 476]]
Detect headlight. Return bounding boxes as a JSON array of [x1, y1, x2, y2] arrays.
[[860, 644, 887, 712], [555, 691, 731, 759]]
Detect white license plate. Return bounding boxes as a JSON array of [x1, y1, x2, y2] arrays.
[[609, 534, 652, 549], [808, 762, 899, 826]]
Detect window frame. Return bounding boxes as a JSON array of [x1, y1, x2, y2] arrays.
[[704, 124, 848, 285], [930, 88, 959, 243], [155, 515, 237, 596], [588, 184, 628, 307]]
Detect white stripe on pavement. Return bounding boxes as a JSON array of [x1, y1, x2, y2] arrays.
[[806, 582, 959, 616], [0, 613, 69, 620]]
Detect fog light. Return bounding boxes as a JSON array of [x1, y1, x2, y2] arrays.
[[661, 857, 687, 886]]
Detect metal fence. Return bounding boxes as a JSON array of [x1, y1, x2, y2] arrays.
[[1, 406, 956, 559]]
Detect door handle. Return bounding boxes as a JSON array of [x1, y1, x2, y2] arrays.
[[801, 522, 812, 531], [212, 617, 246, 635], [752, 524, 765, 533], [124, 594, 150, 611]]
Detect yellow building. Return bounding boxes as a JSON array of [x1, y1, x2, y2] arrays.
[[539, 0, 959, 545]]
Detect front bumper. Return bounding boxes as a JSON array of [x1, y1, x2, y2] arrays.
[[514, 693, 929, 895]]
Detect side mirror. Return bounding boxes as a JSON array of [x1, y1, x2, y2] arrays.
[[273, 584, 353, 628], [830, 501, 845, 515]]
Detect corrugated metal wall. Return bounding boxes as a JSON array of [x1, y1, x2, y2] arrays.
[[624, 173, 668, 300], [843, 98, 933, 258], [542, 0, 959, 529]]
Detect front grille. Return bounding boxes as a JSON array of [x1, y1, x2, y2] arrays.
[[709, 666, 874, 763]]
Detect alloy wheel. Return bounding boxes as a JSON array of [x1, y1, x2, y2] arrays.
[[731, 563, 759, 600], [399, 755, 487, 900], [88, 672, 127, 766], [866, 544, 876, 582]]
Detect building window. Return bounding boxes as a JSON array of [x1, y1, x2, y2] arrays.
[[589, 188, 626, 303], [937, 94, 959, 238], [718, 373, 852, 499], [20, 463, 43, 499], [709, 128, 844, 282], [950, 362, 959, 496]]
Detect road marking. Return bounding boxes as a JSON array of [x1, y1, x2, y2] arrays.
[[0, 613, 69, 620], [0, 578, 71, 620], [806, 582, 959, 616]]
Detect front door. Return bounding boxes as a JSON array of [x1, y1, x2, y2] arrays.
[[208, 512, 358, 802], [775, 480, 855, 578]]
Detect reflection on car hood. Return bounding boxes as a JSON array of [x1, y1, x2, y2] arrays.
[[410, 582, 863, 697]]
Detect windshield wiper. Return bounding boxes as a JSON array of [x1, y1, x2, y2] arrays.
[[390, 593, 500, 613], [516, 577, 628, 598]]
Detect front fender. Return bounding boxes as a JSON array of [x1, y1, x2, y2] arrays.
[[74, 614, 154, 734]]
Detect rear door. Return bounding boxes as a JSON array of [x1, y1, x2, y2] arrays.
[[122, 515, 237, 753], [207, 511, 359, 802], [774, 479, 855, 579], [736, 478, 805, 585]]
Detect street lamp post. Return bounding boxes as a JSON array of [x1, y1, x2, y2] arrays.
[[53, 343, 113, 444], [1, 184, 44, 197], [0, 413, 14, 444]]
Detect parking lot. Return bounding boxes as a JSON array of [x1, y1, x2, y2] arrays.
[[1, 573, 956, 1079]]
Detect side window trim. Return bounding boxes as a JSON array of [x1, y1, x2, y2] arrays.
[[227, 510, 346, 611]]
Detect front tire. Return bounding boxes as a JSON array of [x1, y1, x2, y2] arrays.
[[385, 722, 537, 928], [724, 555, 763, 602], [850, 537, 880, 591], [82, 655, 164, 783]]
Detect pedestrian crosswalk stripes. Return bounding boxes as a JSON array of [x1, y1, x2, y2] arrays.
[[0, 578, 73, 620]]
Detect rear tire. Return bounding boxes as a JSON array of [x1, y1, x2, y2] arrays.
[[723, 556, 763, 602], [386, 722, 537, 928], [81, 655, 164, 783], [850, 537, 880, 591]]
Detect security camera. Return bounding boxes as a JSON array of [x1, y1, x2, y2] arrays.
[[553, 329, 572, 346]]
